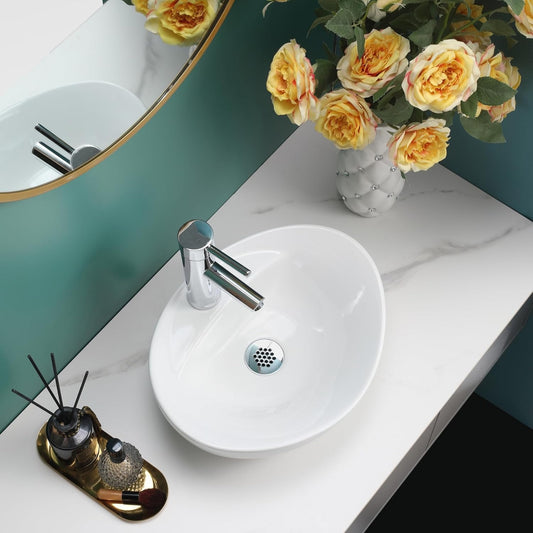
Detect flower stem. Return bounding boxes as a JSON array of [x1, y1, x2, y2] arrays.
[[436, 4, 457, 43], [443, 8, 508, 39]]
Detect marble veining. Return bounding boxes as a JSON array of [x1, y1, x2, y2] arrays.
[[60, 349, 149, 388], [382, 220, 531, 289], [398, 186, 483, 202]]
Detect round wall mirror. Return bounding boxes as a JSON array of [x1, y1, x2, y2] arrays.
[[0, 0, 234, 202]]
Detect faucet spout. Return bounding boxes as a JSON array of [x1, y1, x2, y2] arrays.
[[177, 220, 264, 311], [205, 262, 264, 311]]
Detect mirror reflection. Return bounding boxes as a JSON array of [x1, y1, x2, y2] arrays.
[[0, 0, 231, 200]]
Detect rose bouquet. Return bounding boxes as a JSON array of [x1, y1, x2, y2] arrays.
[[126, 0, 219, 45], [265, 0, 531, 174]]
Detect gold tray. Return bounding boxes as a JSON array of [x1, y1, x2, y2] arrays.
[[36, 407, 168, 521]]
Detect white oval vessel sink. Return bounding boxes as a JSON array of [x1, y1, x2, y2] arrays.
[[150, 225, 385, 458], [0, 81, 145, 192]]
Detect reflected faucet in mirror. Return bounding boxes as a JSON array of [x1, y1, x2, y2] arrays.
[[0, 0, 234, 202], [32, 124, 100, 175]]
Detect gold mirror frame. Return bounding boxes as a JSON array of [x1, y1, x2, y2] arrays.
[[1, 0, 234, 203]]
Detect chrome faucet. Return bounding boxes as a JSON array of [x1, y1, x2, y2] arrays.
[[177, 220, 264, 311]]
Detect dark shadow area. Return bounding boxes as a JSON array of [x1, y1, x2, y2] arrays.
[[367, 393, 532, 533]]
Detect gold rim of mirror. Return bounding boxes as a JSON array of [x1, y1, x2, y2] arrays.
[[1, 0, 235, 203]]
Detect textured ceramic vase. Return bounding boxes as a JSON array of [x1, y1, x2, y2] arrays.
[[336, 127, 405, 217]]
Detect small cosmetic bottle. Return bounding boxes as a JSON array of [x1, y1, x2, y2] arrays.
[[98, 437, 143, 490]]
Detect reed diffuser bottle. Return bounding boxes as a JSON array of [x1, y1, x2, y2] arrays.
[[13, 354, 100, 469]]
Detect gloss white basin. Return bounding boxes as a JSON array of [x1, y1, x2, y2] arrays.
[[0, 81, 145, 192], [149, 225, 386, 458]]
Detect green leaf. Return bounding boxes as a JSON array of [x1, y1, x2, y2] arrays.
[[505, 0, 525, 15], [480, 19, 516, 36], [493, 6, 513, 13], [460, 112, 506, 143], [354, 25, 365, 57], [378, 86, 401, 107], [372, 71, 406, 102], [461, 93, 479, 118], [413, 2, 432, 23], [309, 14, 334, 34], [314, 59, 338, 96], [325, 9, 355, 39], [439, 110, 456, 128], [409, 19, 437, 48], [389, 13, 419, 34], [319, 0, 340, 12], [476, 77, 517, 106], [411, 108, 425, 123], [428, 0, 440, 18], [339, 0, 366, 20], [374, 95, 414, 126]]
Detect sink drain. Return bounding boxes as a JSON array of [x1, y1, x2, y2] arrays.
[[244, 339, 284, 375]]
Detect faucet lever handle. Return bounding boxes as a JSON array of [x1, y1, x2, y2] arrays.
[[208, 245, 250, 276], [35, 123, 75, 154]]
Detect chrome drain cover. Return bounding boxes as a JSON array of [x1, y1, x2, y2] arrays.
[[244, 339, 284, 375]]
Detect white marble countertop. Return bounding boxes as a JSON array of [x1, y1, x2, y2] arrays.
[[1, 123, 532, 532]]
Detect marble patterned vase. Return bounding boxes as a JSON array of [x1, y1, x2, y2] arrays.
[[336, 127, 405, 217]]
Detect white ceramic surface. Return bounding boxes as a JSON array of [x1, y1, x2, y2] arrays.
[[0, 81, 145, 192], [150, 225, 386, 458]]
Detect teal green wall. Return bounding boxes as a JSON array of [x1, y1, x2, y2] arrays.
[[444, 39, 533, 429], [2, 0, 530, 433], [0, 0, 314, 432]]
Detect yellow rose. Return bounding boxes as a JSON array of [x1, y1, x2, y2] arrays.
[[314, 89, 380, 150], [337, 28, 410, 98], [509, 0, 533, 37], [451, 1, 492, 47], [132, 0, 151, 15], [145, 0, 219, 46], [388, 118, 450, 173], [402, 39, 480, 113], [474, 44, 521, 123], [266, 40, 319, 126]]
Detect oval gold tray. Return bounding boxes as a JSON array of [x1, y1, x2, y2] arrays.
[[36, 407, 167, 521]]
